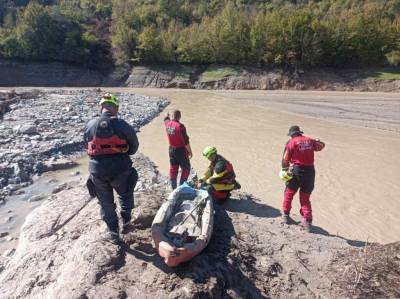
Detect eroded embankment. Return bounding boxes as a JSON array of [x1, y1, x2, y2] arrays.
[[1, 152, 398, 298], [1, 59, 400, 92], [125, 66, 400, 92], [0, 155, 348, 298]]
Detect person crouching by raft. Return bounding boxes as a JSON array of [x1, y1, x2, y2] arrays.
[[198, 146, 241, 203], [280, 125, 325, 232], [164, 110, 193, 190], [84, 93, 139, 244]]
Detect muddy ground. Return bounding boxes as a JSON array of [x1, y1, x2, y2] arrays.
[[0, 153, 397, 298]]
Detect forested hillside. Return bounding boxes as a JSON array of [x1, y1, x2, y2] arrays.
[[0, 0, 399, 69]]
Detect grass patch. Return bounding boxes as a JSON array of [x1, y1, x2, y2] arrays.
[[151, 65, 193, 80], [349, 68, 400, 80], [201, 66, 241, 82]]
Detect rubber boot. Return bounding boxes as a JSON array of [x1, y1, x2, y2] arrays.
[[180, 168, 190, 185], [170, 178, 177, 190]]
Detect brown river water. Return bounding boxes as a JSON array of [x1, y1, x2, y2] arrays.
[[132, 89, 400, 245], [1, 88, 399, 254]]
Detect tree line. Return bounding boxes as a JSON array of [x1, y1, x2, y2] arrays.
[[0, 0, 399, 69]]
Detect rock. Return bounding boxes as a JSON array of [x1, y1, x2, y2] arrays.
[[28, 194, 47, 202], [46, 179, 59, 184], [5, 184, 22, 192], [70, 171, 80, 176], [51, 183, 69, 194], [13, 124, 37, 135], [7, 177, 20, 185], [43, 159, 78, 172], [34, 161, 46, 173], [2, 248, 15, 258], [0, 232, 9, 238], [134, 181, 143, 191], [13, 189, 25, 195], [0, 178, 7, 188]]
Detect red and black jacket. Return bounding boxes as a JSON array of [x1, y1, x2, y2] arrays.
[[282, 135, 325, 168], [208, 155, 236, 185], [164, 117, 189, 148], [84, 112, 139, 176]]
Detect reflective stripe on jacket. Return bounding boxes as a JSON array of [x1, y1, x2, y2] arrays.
[[202, 155, 236, 191]]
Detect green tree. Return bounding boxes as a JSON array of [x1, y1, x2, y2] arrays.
[[177, 17, 216, 63], [160, 20, 181, 63], [137, 25, 162, 62], [111, 19, 138, 63], [213, 3, 251, 64]]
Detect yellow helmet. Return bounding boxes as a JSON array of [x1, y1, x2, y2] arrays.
[[100, 93, 119, 110], [202, 146, 217, 158]]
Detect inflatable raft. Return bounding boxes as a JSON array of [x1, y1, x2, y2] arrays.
[[152, 183, 214, 267]]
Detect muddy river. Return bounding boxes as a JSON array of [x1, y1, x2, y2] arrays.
[[133, 89, 400, 244]]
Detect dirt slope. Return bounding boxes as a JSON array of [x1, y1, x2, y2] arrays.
[[1, 153, 385, 299]]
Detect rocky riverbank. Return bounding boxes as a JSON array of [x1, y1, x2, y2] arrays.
[[125, 66, 400, 92], [1, 59, 399, 92], [0, 152, 398, 298], [0, 89, 169, 203]]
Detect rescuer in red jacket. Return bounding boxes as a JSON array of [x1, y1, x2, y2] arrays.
[[164, 110, 192, 190], [280, 125, 325, 232]]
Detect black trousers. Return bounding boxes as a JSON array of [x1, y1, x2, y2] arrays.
[[91, 168, 138, 233], [169, 147, 190, 170], [286, 165, 315, 194]]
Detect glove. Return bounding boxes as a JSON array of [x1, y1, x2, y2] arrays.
[[279, 169, 293, 182]]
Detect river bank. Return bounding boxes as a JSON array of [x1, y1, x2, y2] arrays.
[[0, 89, 168, 254], [1, 59, 400, 92], [0, 152, 398, 298], [0, 89, 168, 202]]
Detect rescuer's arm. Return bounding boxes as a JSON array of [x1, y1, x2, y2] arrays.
[[120, 120, 139, 155], [180, 124, 192, 159], [313, 138, 325, 151], [200, 165, 213, 182], [207, 161, 227, 184], [281, 141, 291, 169], [164, 112, 170, 123], [83, 119, 96, 143]]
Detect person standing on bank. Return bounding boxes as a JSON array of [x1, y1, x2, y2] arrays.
[[280, 125, 325, 232], [84, 93, 139, 243], [164, 110, 192, 190]]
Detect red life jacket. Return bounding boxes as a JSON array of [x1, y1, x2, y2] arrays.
[[164, 119, 186, 148], [284, 135, 321, 166], [87, 116, 129, 156]]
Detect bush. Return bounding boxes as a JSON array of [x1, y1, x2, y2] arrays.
[[386, 51, 400, 66]]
